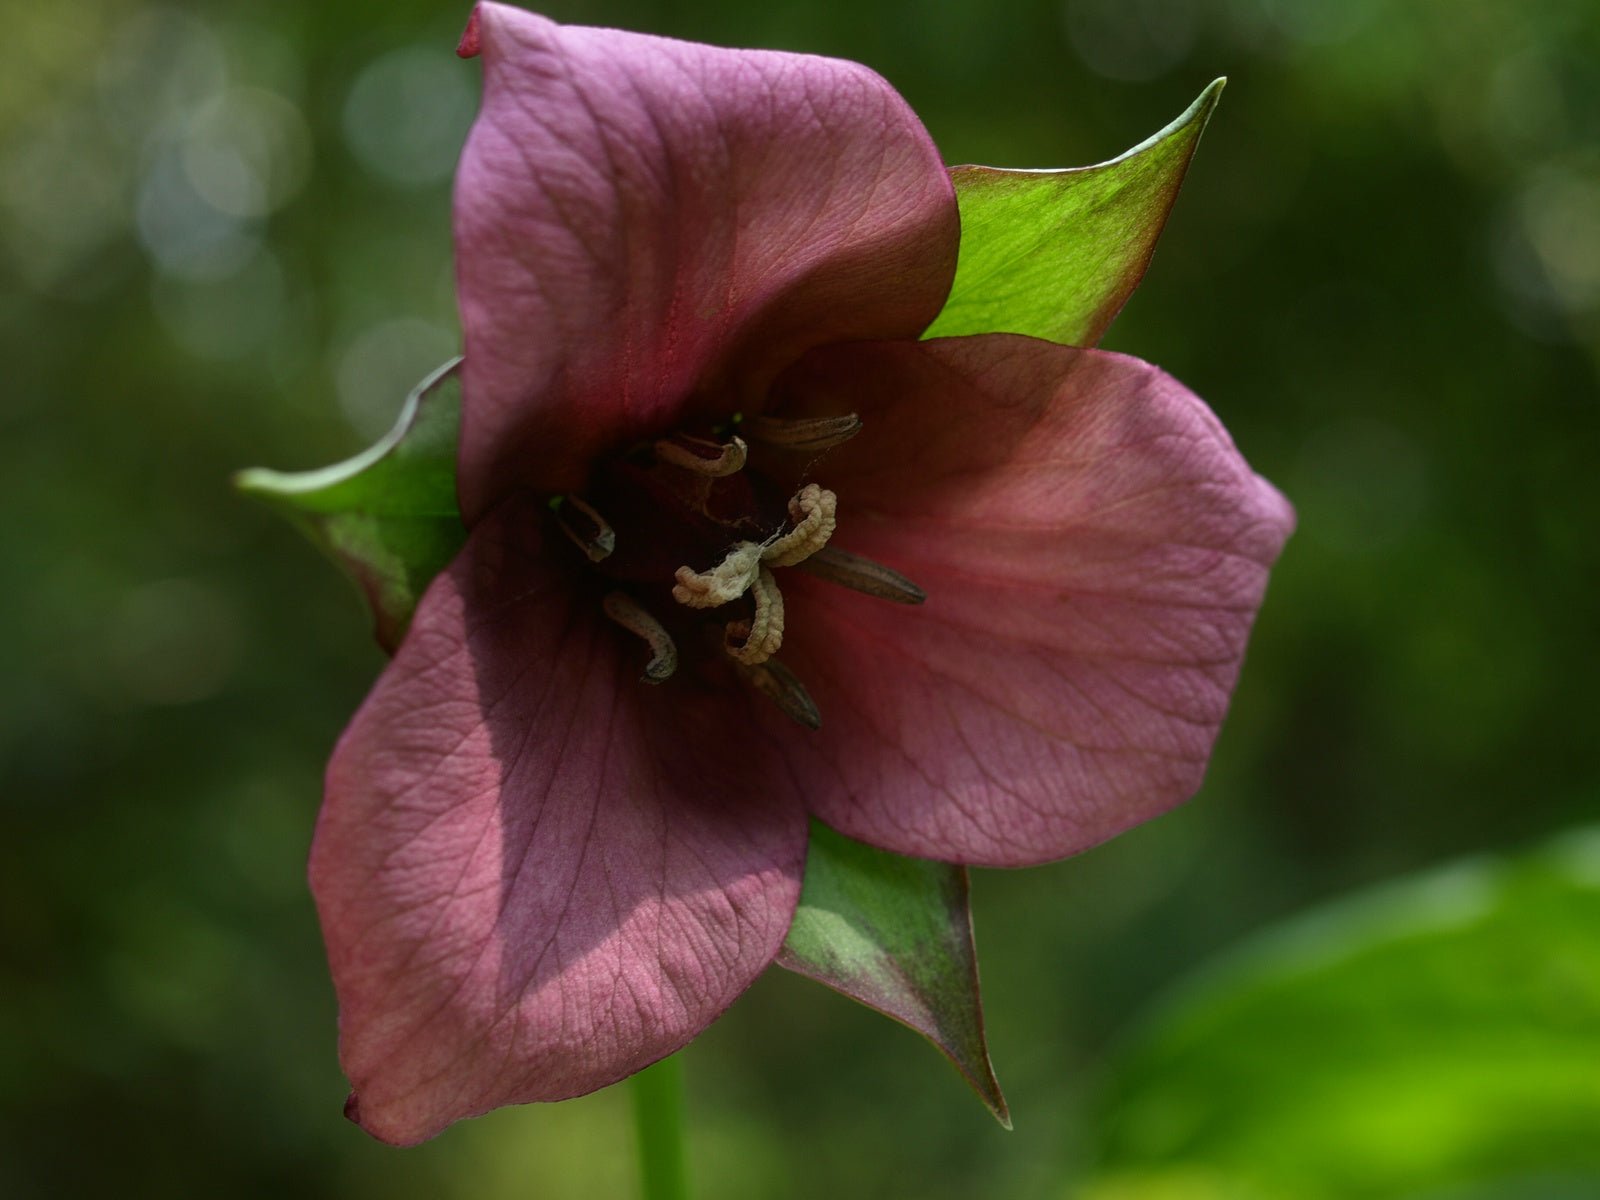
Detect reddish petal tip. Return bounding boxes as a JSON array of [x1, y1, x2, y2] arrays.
[[343, 1091, 362, 1123], [456, 6, 482, 58]]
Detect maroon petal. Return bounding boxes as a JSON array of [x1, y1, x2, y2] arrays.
[[454, 4, 959, 517], [771, 336, 1294, 867], [312, 495, 807, 1144]]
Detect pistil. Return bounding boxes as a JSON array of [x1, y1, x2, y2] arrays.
[[560, 408, 923, 728], [668, 482, 837, 664]]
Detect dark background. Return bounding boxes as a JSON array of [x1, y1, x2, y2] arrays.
[[5, 0, 1597, 1195]]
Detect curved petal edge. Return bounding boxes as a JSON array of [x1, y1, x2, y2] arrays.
[[454, 4, 959, 515], [769, 335, 1294, 867], [312, 496, 807, 1143]]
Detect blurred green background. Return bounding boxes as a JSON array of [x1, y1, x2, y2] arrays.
[[5, 0, 1598, 1196]]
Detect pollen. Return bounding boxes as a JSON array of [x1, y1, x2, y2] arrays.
[[723, 566, 785, 665], [672, 541, 764, 608], [669, 484, 837, 609], [564, 411, 917, 724], [761, 484, 837, 568]]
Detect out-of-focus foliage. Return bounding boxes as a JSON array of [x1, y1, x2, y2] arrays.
[[1084, 829, 1600, 1199], [3, 0, 1597, 1197]]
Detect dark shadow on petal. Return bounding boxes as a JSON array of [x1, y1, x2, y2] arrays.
[[315, 492, 805, 1144]]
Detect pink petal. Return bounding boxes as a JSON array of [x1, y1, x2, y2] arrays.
[[770, 336, 1294, 867], [454, 4, 959, 519], [312, 496, 806, 1144]]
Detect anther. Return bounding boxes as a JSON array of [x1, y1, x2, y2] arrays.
[[761, 484, 838, 568], [653, 432, 748, 477], [798, 545, 926, 605], [555, 494, 615, 563], [739, 413, 862, 454], [601, 591, 678, 683], [723, 566, 784, 665], [672, 541, 763, 608], [734, 657, 821, 730]]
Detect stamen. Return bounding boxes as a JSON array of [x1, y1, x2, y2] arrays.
[[723, 566, 784, 665], [734, 657, 821, 730], [740, 412, 862, 453], [556, 494, 615, 562], [761, 484, 838, 568], [672, 487, 837, 613], [654, 432, 748, 477], [672, 541, 763, 608], [798, 545, 926, 605], [601, 591, 677, 683]]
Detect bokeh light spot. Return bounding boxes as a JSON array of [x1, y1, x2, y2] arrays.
[[1062, 0, 1198, 82], [180, 87, 312, 219], [104, 578, 245, 707], [136, 147, 260, 281], [95, 7, 228, 142], [151, 247, 288, 362], [342, 46, 476, 188], [0, 107, 128, 291], [1519, 165, 1600, 313], [336, 317, 460, 440]]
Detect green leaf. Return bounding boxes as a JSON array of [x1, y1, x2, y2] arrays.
[[1083, 830, 1600, 1200], [924, 79, 1224, 348], [235, 358, 466, 653], [776, 820, 1009, 1127]]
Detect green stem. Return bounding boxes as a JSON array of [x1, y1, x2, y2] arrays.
[[629, 1054, 690, 1200]]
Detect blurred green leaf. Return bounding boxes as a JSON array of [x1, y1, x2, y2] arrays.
[[235, 358, 465, 653], [1084, 830, 1600, 1200], [776, 820, 1009, 1127], [925, 79, 1223, 347]]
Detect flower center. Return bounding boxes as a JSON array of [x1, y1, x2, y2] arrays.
[[553, 413, 924, 727]]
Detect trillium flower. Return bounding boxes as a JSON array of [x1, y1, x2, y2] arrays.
[[311, 2, 1293, 1145]]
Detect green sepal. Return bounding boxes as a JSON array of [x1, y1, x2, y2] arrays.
[[235, 358, 466, 653], [1086, 830, 1600, 1199], [925, 78, 1224, 348], [777, 820, 1009, 1127]]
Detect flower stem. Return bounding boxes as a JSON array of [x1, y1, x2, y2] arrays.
[[629, 1054, 690, 1200]]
